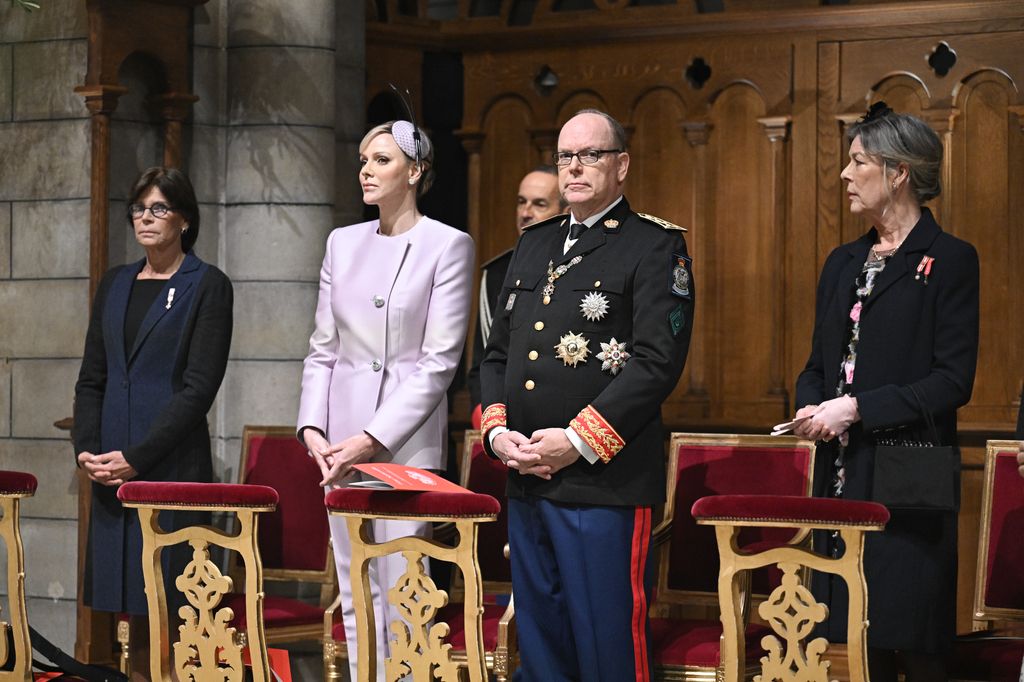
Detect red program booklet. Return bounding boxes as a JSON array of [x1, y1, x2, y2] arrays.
[[350, 463, 470, 494]]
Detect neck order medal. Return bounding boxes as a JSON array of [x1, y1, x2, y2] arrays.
[[555, 332, 590, 368]]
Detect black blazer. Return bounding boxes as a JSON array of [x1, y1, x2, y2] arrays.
[[480, 198, 694, 506], [796, 207, 979, 464], [467, 248, 512, 410]]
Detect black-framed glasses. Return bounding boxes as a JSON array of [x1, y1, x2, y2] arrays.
[[128, 202, 175, 219], [553, 149, 622, 167]]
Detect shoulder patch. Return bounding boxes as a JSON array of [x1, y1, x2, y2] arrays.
[[480, 248, 513, 270], [638, 212, 687, 232], [522, 213, 569, 232]]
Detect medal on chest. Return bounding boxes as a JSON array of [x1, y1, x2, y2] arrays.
[[554, 331, 590, 368], [543, 256, 583, 305]]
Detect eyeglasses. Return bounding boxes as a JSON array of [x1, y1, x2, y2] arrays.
[[128, 202, 175, 219], [552, 149, 622, 167]]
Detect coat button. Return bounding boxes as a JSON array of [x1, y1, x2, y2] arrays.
[[594, 280, 601, 287], [534, 321, 544, 331], [516, 279, 521, 286], [373, 295, 385, 308], [371, 359, 382, 371], [528, 350, 539, 361], [525, 380, 535, 390]]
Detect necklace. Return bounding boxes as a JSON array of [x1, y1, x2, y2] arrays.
[[870, 237, 905, 262]]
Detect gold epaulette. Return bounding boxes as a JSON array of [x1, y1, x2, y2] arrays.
[[522, 213, 569, 231], [637, 212, 687, 232]]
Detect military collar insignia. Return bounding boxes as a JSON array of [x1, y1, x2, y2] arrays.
[[638, 212, 687, 232]]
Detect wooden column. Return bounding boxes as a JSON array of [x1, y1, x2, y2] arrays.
[[528, 127, 558, 167], [680, 119, 712, 415], [150, 93, 201, 168], [757, 115, 792, 403]]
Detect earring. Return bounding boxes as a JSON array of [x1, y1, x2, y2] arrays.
[[182, 225, 189, 232], [409, 179, 415, 185]]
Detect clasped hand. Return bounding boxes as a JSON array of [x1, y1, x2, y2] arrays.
[[493, 428, 581, 480], [793, 395, 860, 442], [78, 451, 138, 486], [304, 430, 383, 488]]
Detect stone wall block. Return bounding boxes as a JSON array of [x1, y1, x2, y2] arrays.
[[187, 125, 226, 205], [0, 439, 77, 519], [336, 1, 365, 68], [13, 40, 87, 120], [194, 0, 227, 49], [11, 359, 79, 439], [108, 121, 162, 195], [224, 204, 333, 281], [26, 597, 76, 653], [12, 200, 90, 278], [192, 202, 222, 267], [335, 65, 366, 140], [228, 0, 335, 49], [0, 46, 12, 122], [0, 518, 77, 600], [0, 202, 10, 278], [0, 120, 90, 200], [0, 359, 10, 436], [232, 282, 316, 360], [214, 436, 241, 485], [0, 0, 86, 43], [193, 46, 226, 126], [0, 281, 87, 357], [228, 47, 334, 127], [220, 360, 303, 437], [225, 126, 334, 204], [335, 140, 365, 227]]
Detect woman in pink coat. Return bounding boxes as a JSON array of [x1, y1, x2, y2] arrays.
[[297, 120, 474, 679]]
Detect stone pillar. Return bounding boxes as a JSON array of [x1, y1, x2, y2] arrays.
[[0, 0, 91, 653]]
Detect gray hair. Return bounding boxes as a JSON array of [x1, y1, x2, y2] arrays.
[[360, 121, 435, 198], [846, 110, 942, 204], [571, 109, 628, 151]]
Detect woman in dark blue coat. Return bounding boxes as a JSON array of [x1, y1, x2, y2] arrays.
[[73, 167, 233, 616], [794, 104, 979, 681]]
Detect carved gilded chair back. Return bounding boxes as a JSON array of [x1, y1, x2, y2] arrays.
[[0, 471, 37, 682]]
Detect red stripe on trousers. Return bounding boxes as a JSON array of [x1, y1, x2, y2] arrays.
[[630, 506, 652, 682]]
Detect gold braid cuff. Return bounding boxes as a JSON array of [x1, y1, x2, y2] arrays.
[[481, 403, 507, 435], [570, 405, 625, 463]]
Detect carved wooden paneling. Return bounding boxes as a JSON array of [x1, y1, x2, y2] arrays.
[[476, 97, 534, 258]]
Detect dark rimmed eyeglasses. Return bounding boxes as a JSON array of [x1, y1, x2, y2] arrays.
[[552, 149, 623, 167], [128, 202, 175, 219]]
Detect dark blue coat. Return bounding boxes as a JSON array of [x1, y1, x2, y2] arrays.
[[73, 251, 233, 614]]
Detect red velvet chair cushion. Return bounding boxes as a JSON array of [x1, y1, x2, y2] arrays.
[[691, 494, 890, 526], [330, 620, 348, 643], [224, 593, 324, 630], [983, 450, 1024, 609], [117, 481, 278, 508], [243, 433, 331, 571], [669, 444, 813, 594], [325, 488, 500, 517], [949, 635, 1024, 680], [465, 442, 512, 582], [0, 470, 37, 495], [437, 602, 508, 650], [649, 617, 770, 667]]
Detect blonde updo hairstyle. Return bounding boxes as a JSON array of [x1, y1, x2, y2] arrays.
[[360, 121, 435, 199]]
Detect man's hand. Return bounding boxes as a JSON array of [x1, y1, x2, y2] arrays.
[[519, 428, 581, 478], [78, 450, 138, 486], [494, 431, 551, 478]]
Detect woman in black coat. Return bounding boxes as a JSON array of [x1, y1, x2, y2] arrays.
[[73, 167, 233, 617], [794, 104, 979, 681]]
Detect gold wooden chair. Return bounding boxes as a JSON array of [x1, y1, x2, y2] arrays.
[[117, 480, 278, 682], [949, 439, 1024, 681], [649, 433, 816, 681], [692, 494, 889, 682], [0, 471, 37, 682], [324, 486, 500, 682]]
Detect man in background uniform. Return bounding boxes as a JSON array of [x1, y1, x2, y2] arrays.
[[467, 166, 566, 424], [479, 110, 695, 682]]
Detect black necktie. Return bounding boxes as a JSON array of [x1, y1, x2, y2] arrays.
[[569, 222, 587, 240]]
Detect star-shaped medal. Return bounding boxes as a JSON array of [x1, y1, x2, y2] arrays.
[[579, 291, 609, 322], [554, 332, 590, 368], [597, 337, 631, 376]]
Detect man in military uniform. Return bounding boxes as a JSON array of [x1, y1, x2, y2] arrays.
[[480, 110, 694, 681], [468, 166, 566, 421]]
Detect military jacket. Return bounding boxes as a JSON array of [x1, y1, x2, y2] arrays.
[[480, 197, 694, 506]]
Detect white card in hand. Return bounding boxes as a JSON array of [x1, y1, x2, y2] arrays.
[[770, 416, 810, 436]]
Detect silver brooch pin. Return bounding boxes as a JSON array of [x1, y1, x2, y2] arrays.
[[597, 337, 630, 376], [165, 287, 176, 310], [579, 291, 609, 322]]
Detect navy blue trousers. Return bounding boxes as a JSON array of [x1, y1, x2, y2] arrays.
[[509, 495, 654, 682]]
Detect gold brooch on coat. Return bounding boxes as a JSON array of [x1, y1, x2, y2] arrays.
[[554, 331, 590, 368]]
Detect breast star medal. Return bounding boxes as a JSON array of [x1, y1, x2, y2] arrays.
[[597, 337, 630, 375], [579, 291, 610, 322], [554, 331, 590, 368]]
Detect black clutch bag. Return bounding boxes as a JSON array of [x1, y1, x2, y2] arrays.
[[871, 385, 958, 511]]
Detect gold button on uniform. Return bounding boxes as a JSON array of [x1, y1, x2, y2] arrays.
[[528, 350, 539, 360], [525, 380, 535, 390], [534, 321, 545, 331], [515, 279, 521, 286], [594, 280, 601, 287]]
